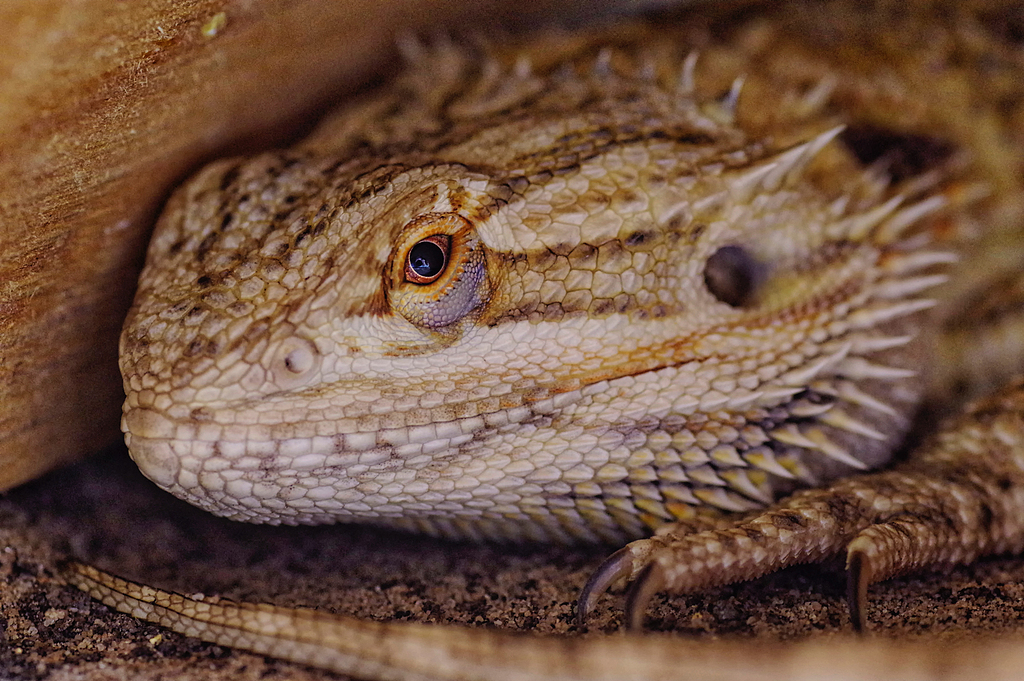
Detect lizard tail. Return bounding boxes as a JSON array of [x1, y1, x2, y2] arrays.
[[62, 559, 970, 681], [65, 560, 1024, 681]]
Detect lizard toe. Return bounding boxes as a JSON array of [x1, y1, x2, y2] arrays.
[[577, 539, 663, 628], [844, 510, 997, 632]]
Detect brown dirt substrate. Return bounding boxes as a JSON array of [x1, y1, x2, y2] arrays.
[[3, 447, 1024, 680]]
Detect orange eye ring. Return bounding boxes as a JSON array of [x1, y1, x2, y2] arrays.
[[404, 234, 451, 284]]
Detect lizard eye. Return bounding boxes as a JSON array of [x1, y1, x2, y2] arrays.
[[390, 212, 490, 329], [405, 235, 451, 284]]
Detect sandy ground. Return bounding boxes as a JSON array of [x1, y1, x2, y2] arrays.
[[3, 445, 1024, 680]]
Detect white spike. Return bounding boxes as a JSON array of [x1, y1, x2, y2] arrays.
[[699, 391, 731, 412], [653, 197, 690, 229], [864, 156, 895, 189], [788, 399, 835, 418], [721, 469, 773, 504], [755, 386, 805, 407], [899, 168, 946, 199], [804, 428, 869, 469], [807, 379, 839, 397], [691, 190, 728, 216], [721, 75, 745, 115], [694, 487, 761, 513], [825, 196, 854, 239], [727, 161, 780, 203], [829, 194, 851, 217], [743, 447, 796, 479], [878, 194, 948, 243], [796, 75, 836, 117], [779, 342, 851, 386], [883, 250, 959, 275], [679, 51, 699, 94], [818, 408, 887, 440], [770, 424, 820, 450], [725, 389, 765, 410], [849, 334, 914, 354], [837, 357, 917, 381], [829, 381, 901, 418], [848, 298, 936, 327], [702, 75, 746, 125], [844, 195, 904, 241], [951, 180, 993, 207], [873, 274, 949, 299], [762, 125, 845, 191], [772, 424, 870, 470]]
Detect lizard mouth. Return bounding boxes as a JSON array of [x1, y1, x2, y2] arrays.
[[121, 328, 923, 536], [122, 408, 180, 489]]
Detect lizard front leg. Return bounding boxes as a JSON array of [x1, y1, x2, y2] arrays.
[[580, 377, 1024, 631]]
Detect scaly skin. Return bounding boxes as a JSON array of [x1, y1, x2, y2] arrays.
[[67, 0, 1024, 678]]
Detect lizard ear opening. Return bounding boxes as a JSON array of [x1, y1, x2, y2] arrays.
[[389, 212, 490, 329], [704, 244, 766, 308]]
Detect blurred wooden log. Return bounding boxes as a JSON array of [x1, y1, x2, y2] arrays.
[[0, 0, 654, 490]]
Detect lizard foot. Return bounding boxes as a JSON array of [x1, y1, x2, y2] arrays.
[[579, 380, 1024, 632], [577, 513, 748, 630]]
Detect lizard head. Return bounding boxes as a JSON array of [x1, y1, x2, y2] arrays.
[[120, 47, 952, 541]]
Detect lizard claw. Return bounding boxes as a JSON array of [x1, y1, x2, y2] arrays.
[[577, 532, 680, 629], [846, 545, 870, 633], [576, 544, 639, 629], [624, 563, 666, 631]]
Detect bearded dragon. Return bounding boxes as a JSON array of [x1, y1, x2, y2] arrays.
[[65, 0, 1024, 679]]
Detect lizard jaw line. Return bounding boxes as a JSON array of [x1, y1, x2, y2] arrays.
[[122, 409, 180, 488]]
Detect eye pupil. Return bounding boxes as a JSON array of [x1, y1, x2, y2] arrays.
[[411, 242, 444, 276], [405, 236, 450, 284]]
